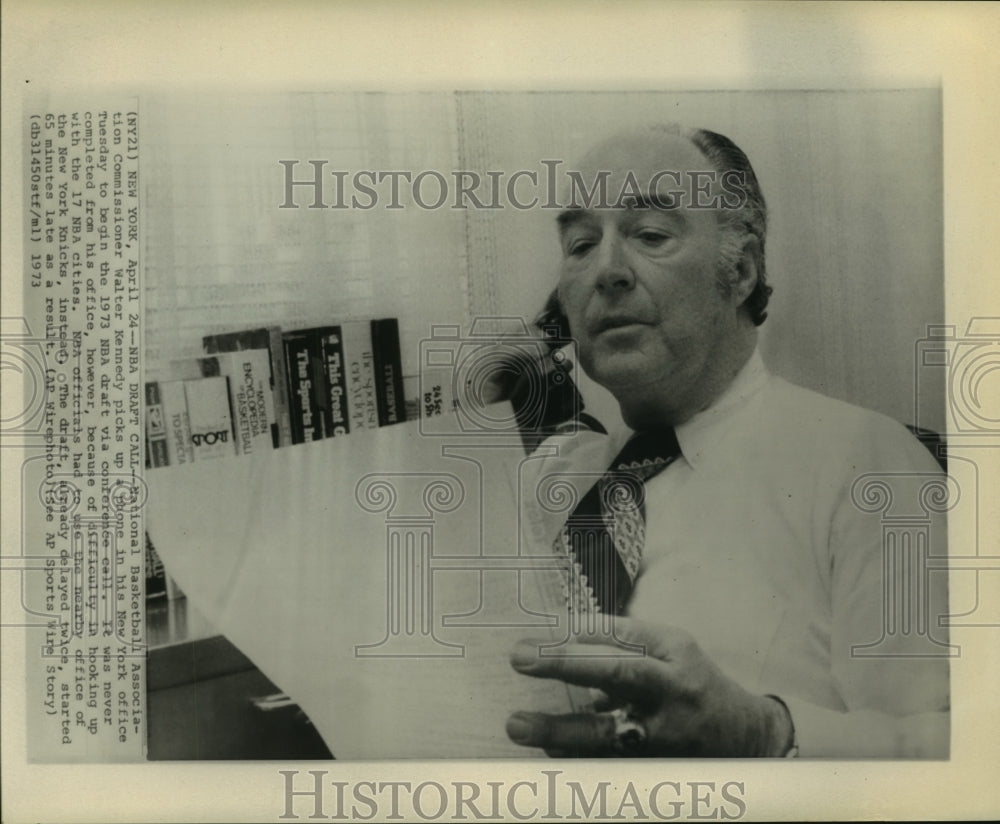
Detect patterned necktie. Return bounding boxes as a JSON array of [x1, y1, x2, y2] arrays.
[[557, 428, 681, 615]]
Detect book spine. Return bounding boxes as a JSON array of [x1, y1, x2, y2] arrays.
[[144, 531, 167, 601], [143, 384, 170, 601], [203, 326, 293, 449], [144, 382, 170, 469], [371, 318, 406, 427], [306, 328, 332, 440], [319, 327, 350, 437], [283, 332, 324, 443], [403, 375, 420, 423], [404, 373, 455, 422], [341, 320, 379, 431], [184, 376, 237, 460], [265, 327, 293, 448], [159, 380, 195, 466], [220, 350, 277, 456]]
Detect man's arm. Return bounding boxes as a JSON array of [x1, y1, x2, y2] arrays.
[[786, 435, 952, 758]]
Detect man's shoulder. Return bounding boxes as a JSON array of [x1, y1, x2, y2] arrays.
[[758, 374, 940, 471], [764, 375, 899, 431]]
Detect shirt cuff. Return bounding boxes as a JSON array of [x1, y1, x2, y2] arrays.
[[780, 697, 949, 758]]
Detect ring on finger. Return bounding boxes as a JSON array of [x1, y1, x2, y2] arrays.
[[609, 706, 647, 755]]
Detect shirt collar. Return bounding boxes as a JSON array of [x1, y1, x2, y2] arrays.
[[674, 348, 769, 470], [581, 347, 770, 469]]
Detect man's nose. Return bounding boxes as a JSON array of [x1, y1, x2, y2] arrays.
[[594, 235, 635, 294]]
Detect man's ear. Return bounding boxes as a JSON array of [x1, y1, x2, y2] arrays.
[[731, 235, 761, 307]]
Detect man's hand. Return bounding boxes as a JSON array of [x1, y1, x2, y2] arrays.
[[505, 617, 793, 757]]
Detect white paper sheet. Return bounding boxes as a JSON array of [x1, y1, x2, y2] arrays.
[[146, 411, 599, 759]]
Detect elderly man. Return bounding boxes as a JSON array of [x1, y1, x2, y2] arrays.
[[505, 125, 950, 758]]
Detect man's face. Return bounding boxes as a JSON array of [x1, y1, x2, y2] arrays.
[[556, 132, 748, 421]]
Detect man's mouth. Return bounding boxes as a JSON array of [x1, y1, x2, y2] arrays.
[[592, 316, 648, 335]]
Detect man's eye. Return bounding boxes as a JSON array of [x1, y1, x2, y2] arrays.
[[566, 238, 596, 257], [635, 230, 671, 247]]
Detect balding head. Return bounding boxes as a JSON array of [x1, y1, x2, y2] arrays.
[[554, 124, 768, 428], [562, 124, 771, 326]]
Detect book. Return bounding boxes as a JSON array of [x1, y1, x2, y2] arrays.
[[404, 373, 455, 422], [184, 376, 237, 460], [144, 382, 170, 469], [158, 353, 275, 457], [341, 320, 379, 431], [317, 326, 350, 437], [203, 326, 292, 448], [143, 384, 170, 601], [159, 380, 195, 466], [143, 382, 185, 600], [282, 331, 324, 443], [223, 349, 277, 456], [403, 376, 420, 423], [370, 317, 406, 427], [144, 531, 167, 601]]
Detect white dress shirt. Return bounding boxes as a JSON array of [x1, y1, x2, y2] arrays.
[[545, 349, 950, 757]]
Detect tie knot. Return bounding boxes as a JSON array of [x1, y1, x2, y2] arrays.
[[613, 428, 681, 472]]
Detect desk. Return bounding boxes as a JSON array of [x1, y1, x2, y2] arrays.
[[146, 598, 333, 760]]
